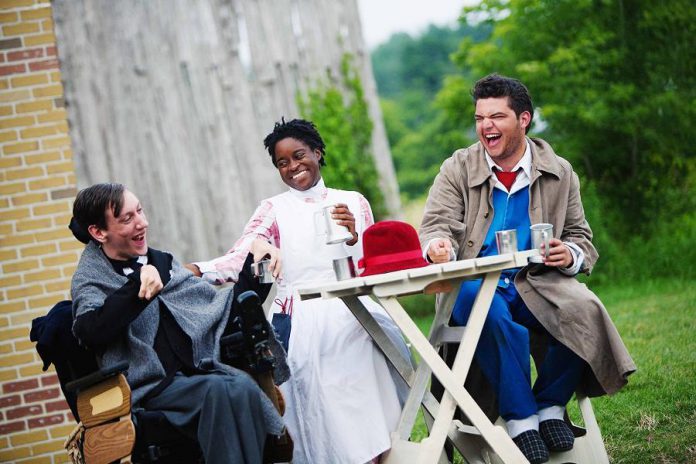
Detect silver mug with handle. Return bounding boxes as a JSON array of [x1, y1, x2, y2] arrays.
[[529, 223, 553, 263], [252, 258, 274, 284], [314, 205, 353, 245]]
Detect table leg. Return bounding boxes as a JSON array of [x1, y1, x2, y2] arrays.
[[395, 284, 461, 441], [398, 356, 435, 439], [340, 295, 481, 447], [341, 295, 427, 440], [418, 286, 461, 437], [342, 295, 415, 384], [425, 272, 501, 457], [378, 288, 526, 462]]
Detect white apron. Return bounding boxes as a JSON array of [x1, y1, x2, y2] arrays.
[[271, 188, 402, 464]]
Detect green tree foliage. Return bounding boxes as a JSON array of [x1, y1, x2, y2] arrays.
[[298, 54, 387, 218], [372, 23, 491, 199], [450, 0, 696, 237], [372, 24, 490, 100], [373, 1, 695, 279]]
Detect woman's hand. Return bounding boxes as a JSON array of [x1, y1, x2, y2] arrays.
[[138, 264, 163, 300], [250, 238, 282, 278], [332, 203, 358, 246], [184, 263, 202, 277]]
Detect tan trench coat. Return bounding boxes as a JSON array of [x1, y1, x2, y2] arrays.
[[419, 137, 635, 398]]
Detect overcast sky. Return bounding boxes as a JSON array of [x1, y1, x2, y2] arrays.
[[356, 0, 471, 49]]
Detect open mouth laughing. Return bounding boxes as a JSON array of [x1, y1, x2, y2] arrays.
[[133, 232, 146, 247], [484, 133, 502, 148]]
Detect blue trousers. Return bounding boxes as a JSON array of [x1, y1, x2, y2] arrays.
[[452, 279, 585, 421]]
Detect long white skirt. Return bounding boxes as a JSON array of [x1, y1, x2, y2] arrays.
[[279, 295, 402, 464]]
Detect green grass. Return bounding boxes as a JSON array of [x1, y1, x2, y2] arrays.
[[402, 278, 696, 463]]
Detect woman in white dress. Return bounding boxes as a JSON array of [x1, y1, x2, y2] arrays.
[[190, 119, 405, 464]]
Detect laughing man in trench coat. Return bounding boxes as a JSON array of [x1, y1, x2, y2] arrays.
[[419, 74, 635, 464]]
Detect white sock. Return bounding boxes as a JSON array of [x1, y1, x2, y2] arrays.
[[506, 414, 539, 439], [539, 405, 565, 422]]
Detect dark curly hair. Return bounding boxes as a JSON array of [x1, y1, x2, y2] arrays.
[[472, 74, 534, 133], [263, 118, 326, 167]]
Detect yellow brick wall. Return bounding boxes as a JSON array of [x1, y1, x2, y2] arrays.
[[1, 1, 78, 462]]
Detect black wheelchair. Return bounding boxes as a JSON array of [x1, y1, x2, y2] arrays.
[[31, 292, 291, 464]]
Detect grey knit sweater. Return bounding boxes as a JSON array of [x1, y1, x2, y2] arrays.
[[71, 242, 289, 432]]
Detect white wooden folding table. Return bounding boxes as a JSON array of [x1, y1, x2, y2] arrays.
[[296, 251, 538, 464]]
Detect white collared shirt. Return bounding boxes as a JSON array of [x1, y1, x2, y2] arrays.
[[485, 141, 533, 195], [122, 255, 149, 276]]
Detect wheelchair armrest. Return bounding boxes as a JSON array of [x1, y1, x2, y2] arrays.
[[76, 371, 131, 428], [68, 368, 137, 463], [65, 361, 129, 393]]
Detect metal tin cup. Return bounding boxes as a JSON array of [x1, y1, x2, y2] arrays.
[[314, 205, 353, 245], [333, 256, 356, 281], [251, 258, 274, 284], [495, 229, 518, 255], [529, 223, 553, 263]]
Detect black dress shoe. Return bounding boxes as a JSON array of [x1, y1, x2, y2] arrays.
[[512, 429, 549, 463], [540, 419, 575, 451]]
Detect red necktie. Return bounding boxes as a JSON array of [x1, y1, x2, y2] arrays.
[[494, 168, 519, 191]]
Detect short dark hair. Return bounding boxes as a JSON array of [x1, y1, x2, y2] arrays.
[[263, 118, 326, 167], [472, 74, 534, 133], [73, 183, 126, 232]]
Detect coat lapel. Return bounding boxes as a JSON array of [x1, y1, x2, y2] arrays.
[[528, 137, 563, 226]]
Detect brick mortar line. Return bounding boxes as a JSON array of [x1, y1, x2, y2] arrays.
[[0, 152, 72, 160], [0, 179, 76, 190], [6, 81, 62, 90], [1, 280, 73, 291]]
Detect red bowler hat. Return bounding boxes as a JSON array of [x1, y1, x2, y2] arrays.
[[358, 221, 430, 276]]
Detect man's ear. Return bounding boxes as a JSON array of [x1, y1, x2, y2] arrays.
[[87, 225, 107, 244], [519, 111, 532, 131]]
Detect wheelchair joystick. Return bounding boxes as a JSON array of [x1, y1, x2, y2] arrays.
[[220, 290, 276, 374], [219, 291, 293, 463]]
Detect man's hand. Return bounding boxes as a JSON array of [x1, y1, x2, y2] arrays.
[[138, 264, 163, 300], [427, 238, 453, 264], [542, 238, 573, 268], [250, 238, 282, 279], [424, 279, 454, 294], [332, 203, 358, 246]]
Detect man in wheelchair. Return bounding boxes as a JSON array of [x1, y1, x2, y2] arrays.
[[67, 182, 290, 463]]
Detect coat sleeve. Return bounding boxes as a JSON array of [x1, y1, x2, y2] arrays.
[[419, 153, 468, 257], [73, 277, 149, 349], [560, 170, 598, 274]]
